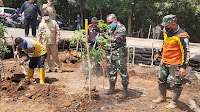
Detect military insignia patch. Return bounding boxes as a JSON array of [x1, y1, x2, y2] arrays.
[[184, 38, 189, 44]]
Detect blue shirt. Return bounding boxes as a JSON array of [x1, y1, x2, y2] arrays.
[[77, 17, 81, 24]]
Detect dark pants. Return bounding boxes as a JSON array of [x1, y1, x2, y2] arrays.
[[24, 18, 37, 36], [89, 42, 98, 49], [29, 53, 47, 69]]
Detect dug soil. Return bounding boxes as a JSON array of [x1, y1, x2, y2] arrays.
[[0, 50, 200, 112]]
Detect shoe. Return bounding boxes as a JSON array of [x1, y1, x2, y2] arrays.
[[165, 88, 182, 109], [119, 84, 128, 99], [39, 68, 45, 84], [25, 35, 28, 37], [32, 35, 36, 38], [104, 81, 115, 95], [27, 68, 34, 80], [152, 83, 167, 103], [165, 101, 177, 109]]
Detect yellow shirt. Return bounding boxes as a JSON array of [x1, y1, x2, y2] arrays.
[[23, 39, 47, 57]]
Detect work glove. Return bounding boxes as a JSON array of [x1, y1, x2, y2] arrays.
[[14, 51, 19, 56]]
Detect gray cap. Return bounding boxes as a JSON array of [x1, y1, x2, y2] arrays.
[[91, 17, 98, 23], [42, 10, 49, 16]]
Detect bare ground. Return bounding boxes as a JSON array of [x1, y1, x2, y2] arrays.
[[0, 51, 200, 112]]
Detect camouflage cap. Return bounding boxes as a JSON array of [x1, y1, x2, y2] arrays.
[[161, 15, 177, 26]]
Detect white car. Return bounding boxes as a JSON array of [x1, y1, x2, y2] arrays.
[[0, 7, 17, 26], [0, 7, 16, 19]]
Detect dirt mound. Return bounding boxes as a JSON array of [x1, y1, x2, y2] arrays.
[[55, 89, 102, 112], [0, 76, 103, 111], [0, 76, 68, 105], [59, 49, 81, 64]]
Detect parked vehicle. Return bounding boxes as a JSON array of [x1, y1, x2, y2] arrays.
[[9, 14, 24, 28], [56, 15, 68, 30], [0, 16, 9, 26], [0, 7, 16, 19]]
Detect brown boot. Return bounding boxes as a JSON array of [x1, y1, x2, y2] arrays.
[[152, 83, 167, 103], [165, 88, 182, 109]]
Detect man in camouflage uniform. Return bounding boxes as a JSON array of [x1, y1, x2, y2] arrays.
[[105, 14, 129, 99], [153, 15, 190, 109]]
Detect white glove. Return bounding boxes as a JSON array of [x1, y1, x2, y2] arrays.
[[14, 51, 18, 56], [28, 53, 34, 57]]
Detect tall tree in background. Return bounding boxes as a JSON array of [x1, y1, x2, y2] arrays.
[[2, 0, 200, 42], [85, 0, 109, 20], [111, 0, 134, 36]]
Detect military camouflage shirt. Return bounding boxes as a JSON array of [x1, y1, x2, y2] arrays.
[[109, 22, 127, 57]]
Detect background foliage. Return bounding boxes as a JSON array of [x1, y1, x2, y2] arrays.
[[2, 0, 200, 42], [0, 23, 9, 59]]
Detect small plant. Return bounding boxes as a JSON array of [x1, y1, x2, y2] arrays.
[[69, 29, 86, 47], [0, 23, 9, 82], [0, 23, 9, 59], [69, 20, 110, 75]]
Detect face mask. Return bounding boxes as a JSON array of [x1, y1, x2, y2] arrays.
[[166, 27, 173, 33], [43, 16, 49, 20], [110, 22, 117, 28]]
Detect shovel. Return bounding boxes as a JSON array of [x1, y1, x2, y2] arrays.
[[11, 36, 27, 75]]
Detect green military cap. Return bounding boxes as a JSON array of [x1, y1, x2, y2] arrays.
[[161, 14, 177, 26]]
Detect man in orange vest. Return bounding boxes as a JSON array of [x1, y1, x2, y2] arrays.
[[153, 15, 190, 109]]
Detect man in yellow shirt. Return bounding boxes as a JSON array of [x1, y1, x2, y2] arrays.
[[14, 37, 47, 84], [37, 10, 61, 73]]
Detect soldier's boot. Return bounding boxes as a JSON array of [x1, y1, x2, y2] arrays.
[[152, 83, 167, 103], [165, 88, 182, 109], [39, 68, 45, 84], [105, 81, 115, 95], [119, 83, 128, 99]]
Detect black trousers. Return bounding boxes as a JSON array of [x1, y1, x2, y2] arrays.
[[24, 18, 37, 36], [29, 53, 47, 69]]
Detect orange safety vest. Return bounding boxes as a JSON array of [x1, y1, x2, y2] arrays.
[[161, 32, 189, 65]]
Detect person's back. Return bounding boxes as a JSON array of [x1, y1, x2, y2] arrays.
[[155, 25, 161, 33], [155, 25, 161, 39], [42, 0, 56, 20]]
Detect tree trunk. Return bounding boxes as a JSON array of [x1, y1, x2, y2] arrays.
[[77, 0, 83, 27], [68, 3, 71, 24], [127, 5, 132, 37], [128, 13, 132, 37], [100, 9, 102, 20], [80, 10, 83, 28]]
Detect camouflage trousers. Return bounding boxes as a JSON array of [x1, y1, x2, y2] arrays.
[[109, 54, 129, 85], [157, 62, 182, 88]]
